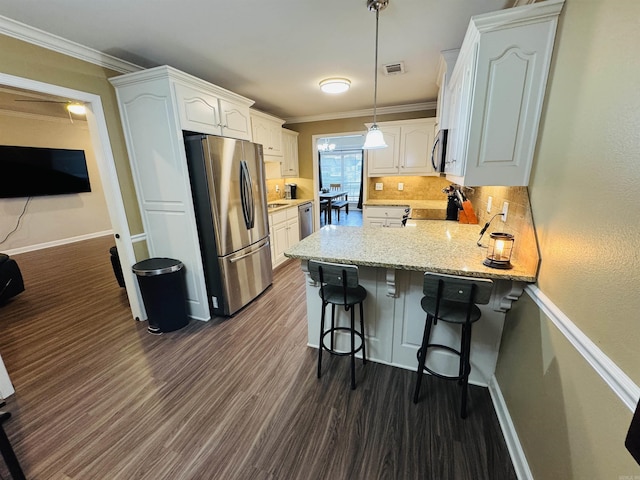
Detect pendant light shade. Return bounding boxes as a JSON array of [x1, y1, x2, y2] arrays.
[[363, 0, 388, 150], [363, 125, 387, 149]]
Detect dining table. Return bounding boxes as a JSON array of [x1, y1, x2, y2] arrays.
[[319, 190, 348, 224]]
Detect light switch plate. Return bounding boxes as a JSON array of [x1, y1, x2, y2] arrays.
[[398, 182, 404, 191], [487, 196, 492, 213], [375, 183, 383, 191]]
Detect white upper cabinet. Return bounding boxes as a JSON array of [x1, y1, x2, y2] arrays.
[[435, 49, 459, 130], [281, 128, 299, 178], [444, 0, 564, 186], [366, 118, 437, 177], [250, 110, 285, 159], [174, 80, 252, 141]]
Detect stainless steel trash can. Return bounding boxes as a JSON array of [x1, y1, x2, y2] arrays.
[[132, 258, 189, 334]]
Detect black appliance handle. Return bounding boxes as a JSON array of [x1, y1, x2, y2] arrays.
[[239, 160, 255, 229], [431, 134, 440, 171]]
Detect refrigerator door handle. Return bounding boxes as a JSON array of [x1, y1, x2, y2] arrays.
[[228, 239, 270, 263], [240, 160, 255, 229]]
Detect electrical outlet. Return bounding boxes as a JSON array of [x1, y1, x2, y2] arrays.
[[502, 202, 509, 222], [275, 185, 279, 192], [398, 182, 404, 191], [487, 196, 492, 213], [375, 183, 383, 191]]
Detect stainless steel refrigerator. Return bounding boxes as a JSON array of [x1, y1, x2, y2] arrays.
[[184, 134, 273, 316]]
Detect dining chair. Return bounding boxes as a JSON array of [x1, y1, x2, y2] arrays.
[[329, 184, 348, 222]]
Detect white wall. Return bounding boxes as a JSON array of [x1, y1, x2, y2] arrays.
[[0, 111, 112, 251]]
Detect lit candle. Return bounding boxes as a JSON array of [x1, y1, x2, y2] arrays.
[[494, 239, 505, 260]]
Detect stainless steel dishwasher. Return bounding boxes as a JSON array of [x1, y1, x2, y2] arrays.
[[298, 202, 313, 240]]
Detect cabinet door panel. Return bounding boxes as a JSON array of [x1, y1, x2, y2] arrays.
[[400, 123, 434, 174], [367, 126, 400, 176], [272, 221, 288, 266], [174, 84, 221, 135], [286, 218, 300, 247], [220, 99, 251, 141]]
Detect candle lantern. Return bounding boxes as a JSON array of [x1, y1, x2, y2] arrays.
[[483, 232, 514, 269]]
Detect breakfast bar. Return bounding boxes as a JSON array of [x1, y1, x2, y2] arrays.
[[284, 221, 539, 386]]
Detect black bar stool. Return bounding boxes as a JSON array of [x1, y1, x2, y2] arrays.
[[308, 260, 367, 390], [413, 272, 493, 418]]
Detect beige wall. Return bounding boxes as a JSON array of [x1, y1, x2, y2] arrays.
[[496, 0, 640, 477], [0, 33, 143, 236], [0, 114, 111, 249]]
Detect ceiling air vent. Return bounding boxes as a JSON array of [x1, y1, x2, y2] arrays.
[[383, 62, 405, 75]]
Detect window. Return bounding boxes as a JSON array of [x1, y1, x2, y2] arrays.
[[319, 149, 362, 201]]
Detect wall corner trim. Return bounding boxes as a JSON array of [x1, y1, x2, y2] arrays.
[[525, 284, 640, 412], [489, 376, 533, 480]]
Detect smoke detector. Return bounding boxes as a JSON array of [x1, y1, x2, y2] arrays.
[[383, 62, 405, 75]]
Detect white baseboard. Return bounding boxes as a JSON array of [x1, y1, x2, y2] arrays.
[[489, 376, 533, 480], [3, 230, 113, 256]]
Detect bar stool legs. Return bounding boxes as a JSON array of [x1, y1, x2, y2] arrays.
[[412, 273, 493, 419], [309, 261, 367, 390], [318, 300, 366, 390]]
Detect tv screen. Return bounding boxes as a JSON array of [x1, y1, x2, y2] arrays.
[[0, 145, 92, 198]]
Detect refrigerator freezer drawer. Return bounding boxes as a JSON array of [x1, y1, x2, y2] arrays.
[[217, 238, 273, 316]]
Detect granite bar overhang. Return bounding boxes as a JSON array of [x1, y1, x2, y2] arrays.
[[285, 221, 538, 283]]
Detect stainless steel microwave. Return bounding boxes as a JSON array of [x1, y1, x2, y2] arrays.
[[431, 129, 448, 173]]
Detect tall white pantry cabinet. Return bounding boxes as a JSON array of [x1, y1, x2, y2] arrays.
[[110, 65, 255, 321]]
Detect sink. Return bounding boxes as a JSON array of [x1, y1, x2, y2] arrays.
[[267, 203, 288, 209]]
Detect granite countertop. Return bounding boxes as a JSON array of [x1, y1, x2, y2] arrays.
[[284, 222, 537, 282], [266, 199, 313, 212]]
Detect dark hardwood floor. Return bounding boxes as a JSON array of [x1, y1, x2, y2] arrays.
[[0, 235, 516, 479], [320, 207, 362, 227]]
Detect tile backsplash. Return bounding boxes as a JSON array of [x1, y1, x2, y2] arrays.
[[368, 176, 452, 200], [464, 186, 540, 276]]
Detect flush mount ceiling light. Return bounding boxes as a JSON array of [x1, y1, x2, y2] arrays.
[[319, 78, 351, 94], [362, 0, 388, 150]]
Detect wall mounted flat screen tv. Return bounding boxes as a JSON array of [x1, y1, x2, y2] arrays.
[[0, 145, 92, 198]]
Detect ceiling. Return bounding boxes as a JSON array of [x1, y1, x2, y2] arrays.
[[0, 0, 512, 122]]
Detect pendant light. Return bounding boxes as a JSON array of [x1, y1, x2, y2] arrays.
[[362, 0, 388, 150]]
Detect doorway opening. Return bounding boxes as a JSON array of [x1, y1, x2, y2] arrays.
[[314, 133, 365, 228], [0, 73, 143, 397]]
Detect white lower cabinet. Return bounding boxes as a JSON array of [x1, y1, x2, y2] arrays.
[[363, 205, 410, 228], [269, 206, 300, 268]]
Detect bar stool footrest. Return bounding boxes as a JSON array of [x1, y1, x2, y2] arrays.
[[417, 343, 465, 381], [321, 327, 364, 357]]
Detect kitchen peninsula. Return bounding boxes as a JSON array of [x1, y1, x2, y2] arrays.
[[284, 221, 539, 385]]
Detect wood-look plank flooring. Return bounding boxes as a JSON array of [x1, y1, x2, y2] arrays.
[[0, 235, 516, 479]]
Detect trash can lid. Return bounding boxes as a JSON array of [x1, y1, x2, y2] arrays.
[[132, 257, 184, 276]]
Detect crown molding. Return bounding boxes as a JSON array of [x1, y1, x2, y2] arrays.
[[0, 14, 142, 74], [284, 101, 436, 125]]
